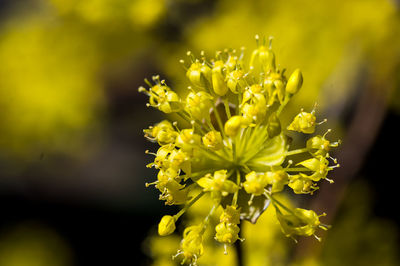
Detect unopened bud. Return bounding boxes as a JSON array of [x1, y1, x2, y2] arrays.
[[158, 215, 176, 236], [212, 61, 228, 96], [286, 69, 303, 94], [224, 116, 243, 137]]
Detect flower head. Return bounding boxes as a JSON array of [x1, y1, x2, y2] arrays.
[[276, 207, 329, 241], [141, 36, 340, 263]]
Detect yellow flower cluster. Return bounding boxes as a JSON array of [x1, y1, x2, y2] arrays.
[[141, 36, 339, 265]]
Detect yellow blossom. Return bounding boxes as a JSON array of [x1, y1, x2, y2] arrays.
[[141, 37, 339, 263]]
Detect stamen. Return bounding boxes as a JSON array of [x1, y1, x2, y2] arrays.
[[152, 75, 160, 83], [329, 163, 340, 170], [317, 118, 328, 125], [216, 50, 222, 60], [145, 150, 157, 156], [248, 194, 255, 205], [328, 155, 338, 164], [172, 251, 183, 260], [145, 181, 158, 187], [311, 102, 318, 114], [314, 234, 322, 242], [187, 51, 195, 63], [323, 128, 332, 138], [331, 139, 342, 147], [138, 86, 149, 94], [144, 78, 153, 87], [319, 223, 331, 230], [325, 177, 334, 184]]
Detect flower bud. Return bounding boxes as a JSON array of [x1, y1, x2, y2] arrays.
[[212, 61, 228, 96], [224, 116, 243, 137], [286, 69, 303, 94], [158, 215, 176, 236]]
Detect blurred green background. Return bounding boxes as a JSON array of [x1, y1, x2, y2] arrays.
[[0, 0, 399, 265]]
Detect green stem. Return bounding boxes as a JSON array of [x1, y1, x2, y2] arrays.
[[264, 191, 294, 214], [234, 224, 244, 266], [206, 117, 216, 131], [276, 93, 291, 116], [232, 170, 241, 206], [177, 112, 205, 134], [213, 105, 226, 137], [202, 204, 218, 233], [285, 167, 311, 172], [224, 99, 232, 119], [285, 148, 309, 156], [174, 191, 205, 220], [232, 141, 237, 162]]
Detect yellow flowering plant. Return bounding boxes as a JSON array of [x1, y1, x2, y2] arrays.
[[140, 36, 340, 265]]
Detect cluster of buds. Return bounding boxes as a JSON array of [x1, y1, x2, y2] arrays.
[[140, 36, 340, 265]]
